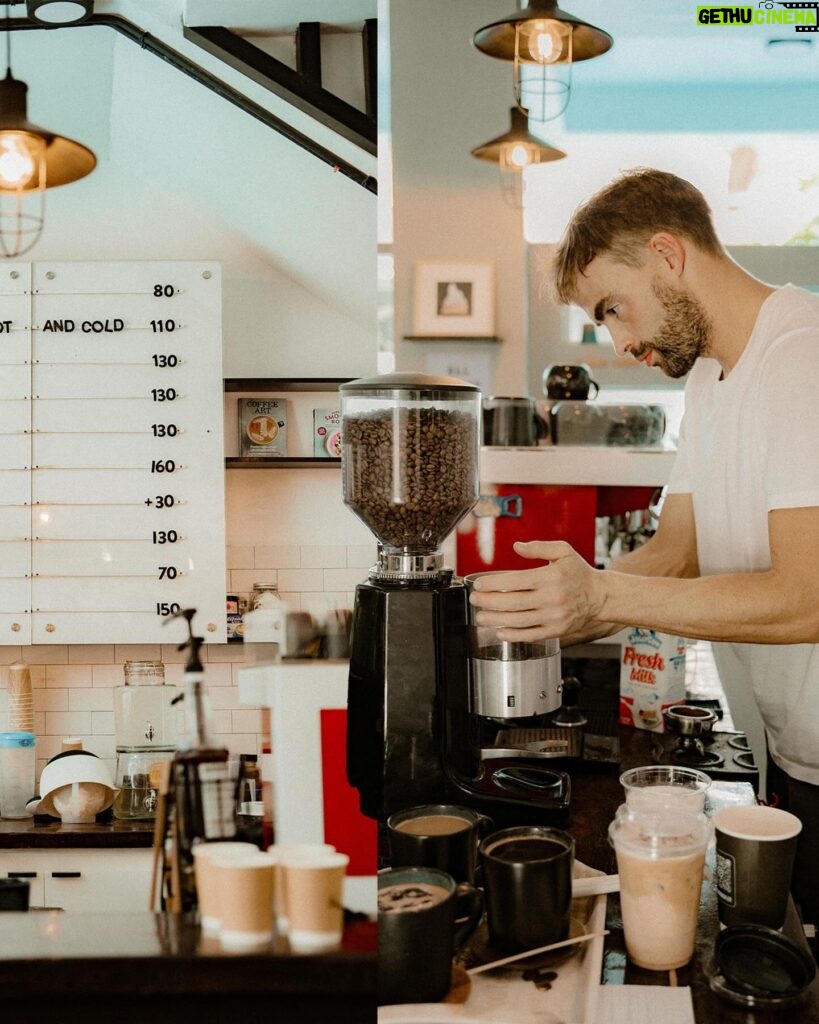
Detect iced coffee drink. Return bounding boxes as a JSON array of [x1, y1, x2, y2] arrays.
[[609, 805, 711, 971]]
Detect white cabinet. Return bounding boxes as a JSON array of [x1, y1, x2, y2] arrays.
[[0, 260, 227, 645], [0, 848, 152, 912]]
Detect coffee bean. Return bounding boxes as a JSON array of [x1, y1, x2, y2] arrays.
[[343, 407, 477, 550]]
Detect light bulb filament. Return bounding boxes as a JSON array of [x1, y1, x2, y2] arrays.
[[508, 144, 532, 169], [0, 132, 42, 189], [523, 19, 569, 64]]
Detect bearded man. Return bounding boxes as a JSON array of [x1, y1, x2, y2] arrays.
[[469, 168, 819, 924]]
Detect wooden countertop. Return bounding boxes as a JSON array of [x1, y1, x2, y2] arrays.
[[0, 817, 155, 849]]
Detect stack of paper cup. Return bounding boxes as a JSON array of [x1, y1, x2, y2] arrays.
[[275, 844, 350, 953], [7, 663, 33, 733]]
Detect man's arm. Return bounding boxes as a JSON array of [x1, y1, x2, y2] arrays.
[[468, 495, 819, 645]]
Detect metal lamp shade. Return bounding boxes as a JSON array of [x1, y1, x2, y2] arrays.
[[473, 0, 613, 64], [0, 72, 96, 192], [471, 108, 566, 166]]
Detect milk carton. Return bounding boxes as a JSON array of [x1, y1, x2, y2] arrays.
[[619, 629, 687, 732]]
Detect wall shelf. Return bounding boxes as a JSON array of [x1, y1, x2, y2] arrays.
[[224, 377, 351, 392], [402, 336, 501, 343], [225, 378, 348, 466], [226, 457, 340, 470]]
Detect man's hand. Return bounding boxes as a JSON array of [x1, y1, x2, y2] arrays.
[[468, 540, 609, 642]]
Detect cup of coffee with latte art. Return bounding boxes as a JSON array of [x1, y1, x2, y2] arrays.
[[479, 825, 574, 955], [378, 866, 482, 1005], [386, 803, 494, 884]]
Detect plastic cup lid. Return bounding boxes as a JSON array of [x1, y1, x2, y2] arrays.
[[711, 925, 816, 1007]]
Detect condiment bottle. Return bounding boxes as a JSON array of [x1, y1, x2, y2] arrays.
[[168, 609, 234, 911], [244, 582, 286, 661]]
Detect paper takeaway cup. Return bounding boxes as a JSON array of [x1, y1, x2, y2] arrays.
[[192, 841, 260, 935], [281, 851, 349, 953], [268, 843, 335, 933], [210, 850, 277, 950], [713, 804, 802, 930]]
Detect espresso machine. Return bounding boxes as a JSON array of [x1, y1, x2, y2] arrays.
[[341, 373, 570, 827]]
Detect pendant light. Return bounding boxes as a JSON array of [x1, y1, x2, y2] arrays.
[[0, 16, 96, 257], [25, 2, 94, 26], [471, 106, 565, 208], [472, 1, 612, 121]]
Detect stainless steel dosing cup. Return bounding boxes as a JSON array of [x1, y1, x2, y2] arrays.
[[464, 572, 561, 719]]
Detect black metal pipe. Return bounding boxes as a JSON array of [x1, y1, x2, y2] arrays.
[[3, 12, 377, 194]]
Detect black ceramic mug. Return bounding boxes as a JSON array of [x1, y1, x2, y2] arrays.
[[378, 866, 483, 1005], [386, 803, 494, 884], [543, 364, 599, 401], [479, 825, 574, 954]]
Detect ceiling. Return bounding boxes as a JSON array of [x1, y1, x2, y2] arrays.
[[560, 0, 818, 84], [1, 0, 377, 326], [2, 0, 815, 318]]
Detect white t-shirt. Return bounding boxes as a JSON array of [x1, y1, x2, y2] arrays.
[[666, 284, 819, 785]]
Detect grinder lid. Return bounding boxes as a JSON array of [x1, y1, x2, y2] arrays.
[[340, 371, 479, 393]]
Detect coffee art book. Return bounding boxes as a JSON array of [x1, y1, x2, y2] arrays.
[[313, 408, 342, 457], [239, 398, 288, 458], [619, 629, 686, 732]]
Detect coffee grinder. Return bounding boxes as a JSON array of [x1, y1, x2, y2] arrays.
[[341, 373, 570, 827]]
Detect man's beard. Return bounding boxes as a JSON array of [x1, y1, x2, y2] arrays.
[[634, 279, 712, 379]]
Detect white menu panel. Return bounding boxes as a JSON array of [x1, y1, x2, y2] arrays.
[[0, 261, 226, 645], [0, 265, 32, 642]]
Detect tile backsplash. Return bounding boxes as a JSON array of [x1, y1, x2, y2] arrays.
[[0, 539, 376, 786]]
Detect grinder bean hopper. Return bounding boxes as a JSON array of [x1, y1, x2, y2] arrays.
[[342, 372, 569, 827]]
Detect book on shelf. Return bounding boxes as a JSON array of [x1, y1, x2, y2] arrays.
[[239, 398, 288, 458]]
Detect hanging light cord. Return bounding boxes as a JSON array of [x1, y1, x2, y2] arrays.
[[5, 6, 10, 76]]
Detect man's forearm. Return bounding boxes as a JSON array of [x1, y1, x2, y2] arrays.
[[598, 568, 818, 644]]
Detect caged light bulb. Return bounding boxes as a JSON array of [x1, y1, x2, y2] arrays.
[[522, 20, 570, 64], [508, 143, 533, 169], [0, 131, 43, 189]]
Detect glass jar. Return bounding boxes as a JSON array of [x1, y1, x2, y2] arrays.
[[114, 660, 179, 750], [340, 372, 481, 560]]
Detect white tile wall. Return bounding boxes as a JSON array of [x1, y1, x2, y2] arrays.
[[0, 533, 378, 790], [0, 463, 378, 804]]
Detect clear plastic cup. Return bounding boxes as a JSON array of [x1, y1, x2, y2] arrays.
[[610, 804, 712, 971], [620, 765, 711, 814]]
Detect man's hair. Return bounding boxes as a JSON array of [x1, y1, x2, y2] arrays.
[[552, 168, 724, 305]]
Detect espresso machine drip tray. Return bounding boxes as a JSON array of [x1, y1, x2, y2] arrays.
[[489, 727, 583, 759], [464, 757, 572, 824], [653, 731, 760, 788]]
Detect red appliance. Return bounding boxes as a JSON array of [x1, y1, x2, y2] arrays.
[[456, 484, 658, 574]]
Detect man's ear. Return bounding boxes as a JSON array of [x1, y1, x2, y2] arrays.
[[647, 232, 685, 277]]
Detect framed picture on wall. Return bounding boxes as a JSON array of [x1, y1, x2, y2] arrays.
[[412, 260, 496, 337]]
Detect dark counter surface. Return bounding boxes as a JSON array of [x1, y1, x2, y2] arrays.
[[0, 911, 376, 1024], [0, 817, 154, 848], [569, 725, 819, 1024]]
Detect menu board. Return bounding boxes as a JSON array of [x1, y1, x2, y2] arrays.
[[0, 261, 226, 645]]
